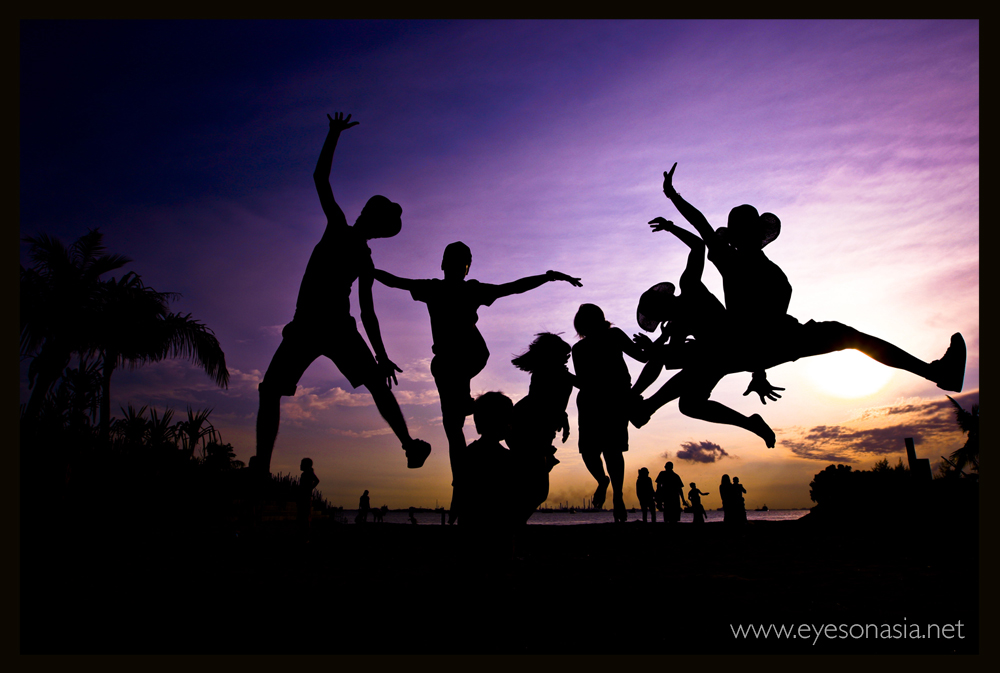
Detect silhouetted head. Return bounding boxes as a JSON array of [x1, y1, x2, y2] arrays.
[[574, 303, 611, 338], [512, 332, 571, 372], [441, 241, 472, 279], [636, 282, 677, 332], [363, 489, 369, 495], [639, 467, 649, 476], [473, 391, 514, 439], [721, 474, 731, 486], [300, 457, 313, 470], [733, 477, 741, 484], [665, 461, 674, 471], [718, 204, 780, 251], [355, 195, 403, 240]]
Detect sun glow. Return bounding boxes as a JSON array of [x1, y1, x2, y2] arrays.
[[801, 350, 895, 399]]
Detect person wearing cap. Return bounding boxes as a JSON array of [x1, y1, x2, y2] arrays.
[[629, 219, 777, 447], [652, 162, 966, 395], [373, 243, 581, 521], [255, 113, 431, 476]]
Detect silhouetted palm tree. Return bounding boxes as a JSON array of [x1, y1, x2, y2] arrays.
[[174, 406, 221, 460], [946, 396, 979, 473], [93, 271, 230, 444], [20, 229, 131, 422]]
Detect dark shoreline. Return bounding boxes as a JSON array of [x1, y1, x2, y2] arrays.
[[21, 515, 978, 654]]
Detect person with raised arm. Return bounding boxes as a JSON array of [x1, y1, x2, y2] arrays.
[[255, 113, 431, 475], [374, 242, 581, 521]]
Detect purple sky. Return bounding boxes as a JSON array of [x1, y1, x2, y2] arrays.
[[20, 20, 979, 509]]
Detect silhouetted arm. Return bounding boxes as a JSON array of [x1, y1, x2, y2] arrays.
[[358, 271, 403, 388], [631, 330, 670, 396], [617, 328, 649, 364], [314, 113, 359, 229], [373, 269, 420, 292], [648, 217, 705, 291], [658, 163, 721, 251], [493, 270, 582, 298]]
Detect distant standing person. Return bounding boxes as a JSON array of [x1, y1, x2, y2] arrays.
[[374, 243, 581, 521], [656, 461, 688, 523], [719, 474, 734, 525], [688, 482, 710, 525], [298, 457, 320, 532], [731, 477, 747, 524], [255, 112, 431, 475], [356, 489, 370, 524], [572, 304, 650, 523], [636, 467, 657, 523]]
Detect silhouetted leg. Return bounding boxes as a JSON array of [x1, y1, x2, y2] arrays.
[[605, 450, 626, 522], [789, 322, 965, 391], [631, 369, 688, 428], [581, 452, 610, 508], [363, 376, 431, 468], [255, 389, 282, 474], [678, 400, 775, 449]]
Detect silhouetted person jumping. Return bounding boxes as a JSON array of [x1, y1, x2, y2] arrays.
[[374, 243, 581, 521], [507, 333, 578, 523], [630, 219, 777, 447], [255, 113, 431, 475], [636, 467, 656, 523], [654, 162, 966, 396], [572, 304, 650, 523], [656, 461, 687, 523]]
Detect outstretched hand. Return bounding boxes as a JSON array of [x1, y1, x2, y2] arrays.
[[649, 217, 675, 233], [327, 112, 359, 133], [633, 333, 654, 350], [378, 357, 403, 389], [547, 270, 583, 287], [743, 374, 785, 404], [662, 162, 678, 194]]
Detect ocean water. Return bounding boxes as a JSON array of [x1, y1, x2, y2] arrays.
[[337, 508, 809, 526]]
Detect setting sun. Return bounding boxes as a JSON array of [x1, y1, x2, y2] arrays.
[[801, 350, 896, 399]]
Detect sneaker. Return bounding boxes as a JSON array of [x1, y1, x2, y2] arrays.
[[930, 333, 966, 392], [405, 439, 432, 468]]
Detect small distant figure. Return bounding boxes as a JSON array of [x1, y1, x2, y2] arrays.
[[371, 505, 386, 523], [688, 482, 710, 525], [655, 461, 688, 523], [408, 506, 419, 525], [719, 474, 733, 525], [731, 476, 748, 524], [298, 457, 320, 533], [355, 489, 370, 524], [572, 304, 650, 523], [374, 244, 581, 522], [255, 112, 431, 476], [636, 467, 656, 523], [507, 332, 578, 524]]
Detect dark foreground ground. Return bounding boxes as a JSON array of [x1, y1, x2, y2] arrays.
[[21, 509, 978, 654]]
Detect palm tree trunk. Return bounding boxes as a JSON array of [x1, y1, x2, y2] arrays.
[[100, 351, 116, 447]]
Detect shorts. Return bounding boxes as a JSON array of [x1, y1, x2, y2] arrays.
[[258, 316, 378, 397]]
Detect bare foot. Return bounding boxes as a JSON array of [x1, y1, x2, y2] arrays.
[[748, 414, 776, 448]]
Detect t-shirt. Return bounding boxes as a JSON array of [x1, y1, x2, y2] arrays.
[[409, 278, 503, 362], [655, 470, 684, 498], [571, 327, 634, 398], [294, 221, 373, 322], [708, 244, 791, 327]]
